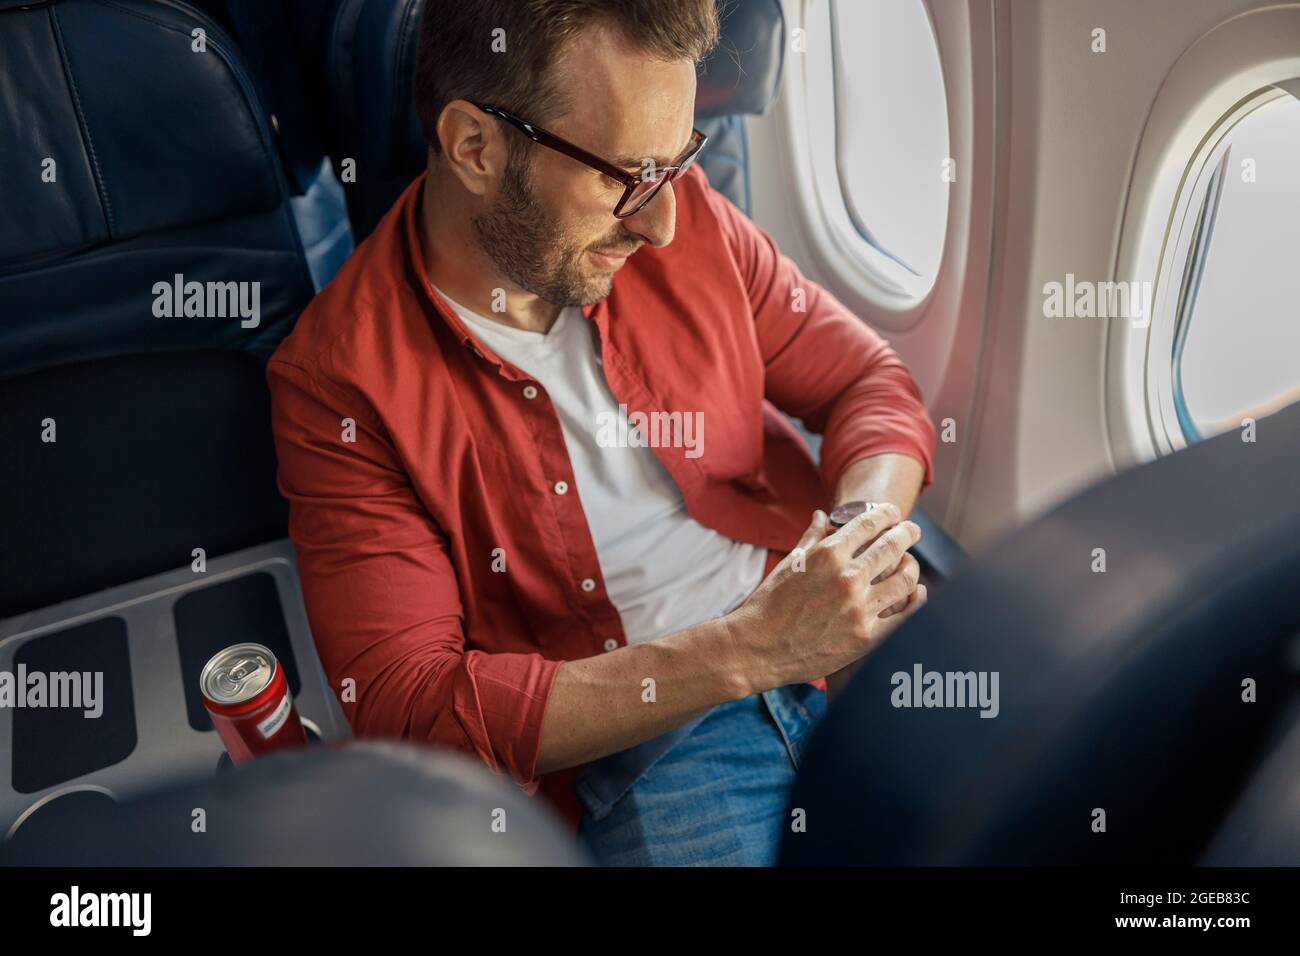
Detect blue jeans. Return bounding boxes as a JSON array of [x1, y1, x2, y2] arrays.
[[575, 684, 828, 866]]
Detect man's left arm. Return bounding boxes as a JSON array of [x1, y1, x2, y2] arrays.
[[699, 174, 937, 512]]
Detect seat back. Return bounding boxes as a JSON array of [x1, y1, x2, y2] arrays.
[[325, 0, 786, 241], [0, 0, 314, 616]]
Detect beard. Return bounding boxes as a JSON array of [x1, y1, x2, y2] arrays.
[[471, 145, 629, 308]]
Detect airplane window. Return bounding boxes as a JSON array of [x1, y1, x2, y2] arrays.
[[826, 0, 950, 298], [1173, 94, 1300, 440]]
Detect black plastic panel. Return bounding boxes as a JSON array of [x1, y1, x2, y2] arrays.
[[0, 351, 289, 620], [173, 572, 301, 732], [11, 617, 137, 794]]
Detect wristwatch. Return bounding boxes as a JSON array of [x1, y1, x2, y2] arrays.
[[829, 500, 878, 528]]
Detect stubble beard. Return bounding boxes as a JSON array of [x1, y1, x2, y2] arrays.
[[471, 147, 613, 309]]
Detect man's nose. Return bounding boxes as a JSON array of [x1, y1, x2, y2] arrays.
[[622, 180, 677, 248]]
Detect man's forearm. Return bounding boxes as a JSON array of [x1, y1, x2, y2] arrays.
[[534, 618, 751, 774], [833, 452, 926, 516]]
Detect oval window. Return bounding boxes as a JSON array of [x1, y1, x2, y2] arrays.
[[1173, 94, 1300, 439]]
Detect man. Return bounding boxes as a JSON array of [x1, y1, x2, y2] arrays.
[[268, 0, 936, 866]]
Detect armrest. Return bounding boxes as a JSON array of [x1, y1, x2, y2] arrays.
[[910, 505, 965, 586]]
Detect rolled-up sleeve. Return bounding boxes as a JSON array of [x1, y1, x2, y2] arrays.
[[700, 175, 936, 491], [266, 357, 561, 790]]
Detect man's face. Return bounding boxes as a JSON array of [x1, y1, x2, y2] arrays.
[[472, 21, 698, 308]]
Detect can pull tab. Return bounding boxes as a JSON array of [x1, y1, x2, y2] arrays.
[[222, 654, 268, 692], [229, 657, 257, 681]]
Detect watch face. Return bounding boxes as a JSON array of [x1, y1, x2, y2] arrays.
[[830, 500, 876, 528]]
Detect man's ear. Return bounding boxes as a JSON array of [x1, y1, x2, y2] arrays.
[[436, 99, 505, 199]]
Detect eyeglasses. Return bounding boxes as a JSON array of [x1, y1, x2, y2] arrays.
[[472, 102, 708, 219]]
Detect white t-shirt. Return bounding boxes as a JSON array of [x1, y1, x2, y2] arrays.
[[434, 286, 768, 644]]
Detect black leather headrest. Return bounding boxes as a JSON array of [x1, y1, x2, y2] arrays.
[[0, 0, 313, 378], [783, 400, 1300, 865], [0, 0, 286, 269], [1, 741, 586, 865]]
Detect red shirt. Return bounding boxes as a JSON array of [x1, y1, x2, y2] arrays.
[[267, 166, 935, 824]]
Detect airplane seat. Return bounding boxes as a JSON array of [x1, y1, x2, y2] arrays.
[[0, 741, 583, 865], [322, 0, 424, 242], [0, 0, 348, 843], [782, 400, 1300, 865]]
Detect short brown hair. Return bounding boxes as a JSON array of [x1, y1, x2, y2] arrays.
[[414, 0, 721, 154]]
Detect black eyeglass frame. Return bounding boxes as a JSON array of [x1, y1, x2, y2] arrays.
[[472, 102, 708, 218]]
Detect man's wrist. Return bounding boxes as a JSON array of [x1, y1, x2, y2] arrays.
[[707, 612, 765, 702], [832, 453, 926, 518], [828, 499, 881, 528]]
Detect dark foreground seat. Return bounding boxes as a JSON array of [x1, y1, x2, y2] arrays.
[[0, 741, 584, 865], [782, 401, 1300, 865]]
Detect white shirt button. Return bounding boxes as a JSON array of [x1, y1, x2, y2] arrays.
[[522, 384, 539, 400], [580, 578, 596, 592], [603, 638, 619, 652], [553, 480, 569, 495]]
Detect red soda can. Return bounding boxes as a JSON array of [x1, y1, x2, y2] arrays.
[[200, 643, 306, 764]]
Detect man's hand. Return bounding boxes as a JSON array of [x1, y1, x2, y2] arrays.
[[825, 575, 927, 701], [721, 505, 924, 696]]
